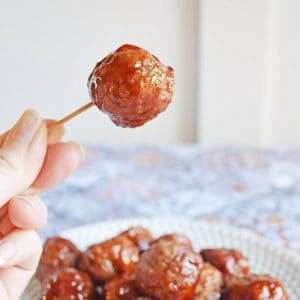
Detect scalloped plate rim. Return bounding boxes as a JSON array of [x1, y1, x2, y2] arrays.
[[60, 217, 300, 263]]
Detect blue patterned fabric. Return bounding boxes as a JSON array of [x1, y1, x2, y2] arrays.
[[41, 145, 300, 253]]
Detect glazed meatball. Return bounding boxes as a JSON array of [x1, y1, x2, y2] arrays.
[[120, 226, 154, 251], [41, 268, 95, 300], [104, 272, 138, 300], [88, 44, 174, 128], [153, 233, 193, 250], [79, 235, 139, 282], [200, 249, 249, 277], [136, 239, 203, 300], [222, 274, 288, 300], [36, 236, 81, 281], [194, 263, 223, 300]]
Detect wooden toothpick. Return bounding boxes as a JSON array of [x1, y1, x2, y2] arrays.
[[54, 101, 94, 127]]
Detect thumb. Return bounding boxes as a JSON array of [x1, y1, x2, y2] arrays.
[[0, 110, 47, 206]]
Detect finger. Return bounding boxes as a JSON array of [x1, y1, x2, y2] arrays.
[[30, 141, 84, 192], [0, 282, 8, 300], [0, 230, 42, 300], [45, 119, 56, 125], [0, 204, 8, 220], [0, 215, 13, 237], [0, 119, 64, 147], [0, 110, 47, 206], [8, 195, 48, 230], [45, 119, 65, 144], [0, 132, 8, 148], [0, 195, 49, 236], [0, 230, 42, 269]]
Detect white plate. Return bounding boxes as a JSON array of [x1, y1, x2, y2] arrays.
[[23, 218, 300, 299]]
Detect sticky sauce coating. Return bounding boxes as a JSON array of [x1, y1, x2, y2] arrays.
[[41, 268, 95, 300], [104, 272, 138, 300], [120, 226, 154, 251], [194, 263, 223, 300], [78, 235, 139, 282], [135, 239, 203, 300], [88, 44, 174, 127], [222, 274, 289, 300], [201, 248, 250, 277], [36, 237, 81, 281], [37, 227, 289, 300]]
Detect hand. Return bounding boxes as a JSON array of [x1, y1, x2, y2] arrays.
[[0, 110, 83, 299]]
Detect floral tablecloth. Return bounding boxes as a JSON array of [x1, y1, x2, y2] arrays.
[[41, 145, 300, 253]]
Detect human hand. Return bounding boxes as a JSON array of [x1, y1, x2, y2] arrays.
[[0, 110, 83, 299]]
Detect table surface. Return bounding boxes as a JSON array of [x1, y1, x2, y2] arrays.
[[41, 145, 300, 253]]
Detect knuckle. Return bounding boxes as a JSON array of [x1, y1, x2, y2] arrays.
[[0, 155, 16, 173], [0, 150, 22, 175]]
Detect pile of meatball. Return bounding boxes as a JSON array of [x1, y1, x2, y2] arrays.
[[36, 226, 288, 299]]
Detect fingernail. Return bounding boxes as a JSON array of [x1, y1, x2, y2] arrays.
[[0, 240, 17, 266], [10, 110, 41, 144], [70, 141, 85, 162], [15, 196, 36, 216]]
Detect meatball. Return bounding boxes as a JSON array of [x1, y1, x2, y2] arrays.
[[41, 268, 95, 300], [222, 274, 288, 300], [36, 236, 81, 281], [79, 235, 139, 282], [88, 44, 174, 128], [120, 226, 154, 251], [136, 239, 203, 300], [104, 272, 138, 300], [152, 233, 193, 250], [200, 249, 249, 277], [194, 263, 223, 300]]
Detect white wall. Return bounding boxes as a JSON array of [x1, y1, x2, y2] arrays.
[[197, 0, 268, 145], [1, 0, 300, 146], [261, 0, 300, 147], [197, 0, 300, 147], [0, 0, 198, 144]]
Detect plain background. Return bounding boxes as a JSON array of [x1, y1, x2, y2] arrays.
[[0, 0, 299, 146]]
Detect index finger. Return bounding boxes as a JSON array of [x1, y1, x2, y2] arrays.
[[0, 119, 65, 146], [44, 119, 65, 144]]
